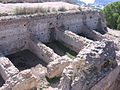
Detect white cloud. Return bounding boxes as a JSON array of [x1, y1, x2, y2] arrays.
[[80, 0, 95, 4]]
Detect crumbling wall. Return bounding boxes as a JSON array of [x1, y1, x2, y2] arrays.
[[0, 11, 106, 55], [58, 39, 117, 90], [0, 53, 37, 90], [85, 11, 107, 34], [0, 10, 107, 70], [29, 37, 60, 63], [55, 29, 92, 53], [0, 20, 29, 55]]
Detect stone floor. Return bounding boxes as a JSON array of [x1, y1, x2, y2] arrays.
[[6, 50, 47, 71], [0, 75, 4, 87]]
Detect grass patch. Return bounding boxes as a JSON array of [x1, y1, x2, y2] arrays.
[[45, 76, 60, 84], [53, 41, 77, 59], [46, 40, 77, 59]]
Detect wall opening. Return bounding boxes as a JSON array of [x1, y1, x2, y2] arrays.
[[0, 75, 5, 87], [6, 49, 47, 71], [45, 40, 77, 59]]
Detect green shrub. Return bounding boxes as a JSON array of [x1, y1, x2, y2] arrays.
[[53, 40, 77, 59], [45, 76, 60, 84], [101, 1, 120, 30]]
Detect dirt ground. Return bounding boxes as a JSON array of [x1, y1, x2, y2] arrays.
[[6, 49, 47, 71]]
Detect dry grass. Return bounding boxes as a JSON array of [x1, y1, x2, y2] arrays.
[[14, 6, 75, 15], [0, 13, 8, 16], [0, 2, 82, 16], [58, 6, 67, 11], [15, 7, 50, 15]]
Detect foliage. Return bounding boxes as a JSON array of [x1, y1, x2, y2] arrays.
[[53, 40, 77, 59], [45, 76, 60, 84], [101, 1, 120, 30]]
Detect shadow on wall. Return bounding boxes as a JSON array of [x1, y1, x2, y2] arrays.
[[6, 50, 47, 71], [0, 75, 5, 87], [96, 18, 108, 34]]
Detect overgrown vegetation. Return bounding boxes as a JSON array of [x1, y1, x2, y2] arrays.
[[14, 7, 65, 15], [14, 7, 50, 15], [13, 6, 81, 15], [45, 76, 60, 84], [101, 1, 120, 30], [53, 41, 77, 59]]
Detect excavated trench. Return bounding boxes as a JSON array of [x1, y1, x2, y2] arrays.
[[0, 75, 5, 87], [45, 40, 77, 59], [6, 49, 47, 71]]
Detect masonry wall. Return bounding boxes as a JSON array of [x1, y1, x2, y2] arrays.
[[0, 20, 29, 55], [0, 10, 106, 55]]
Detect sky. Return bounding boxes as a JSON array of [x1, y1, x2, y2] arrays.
[[80, 0, 95, 4]]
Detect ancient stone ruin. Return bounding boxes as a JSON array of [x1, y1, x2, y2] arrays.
[[0, 9, 120, 90]]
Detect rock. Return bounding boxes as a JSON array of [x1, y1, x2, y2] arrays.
[[55, 29, 93, 53], [74, 39, 116, 70], [58, 39, 117, 90], [47, 56, 72, 78], [58, 64, 77, 90], [30, 38, 60, 64], [91, 66, 120, 90]]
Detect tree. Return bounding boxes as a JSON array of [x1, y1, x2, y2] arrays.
[[101, 1, 120, 30]]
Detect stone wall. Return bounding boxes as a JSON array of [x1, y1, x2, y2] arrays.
[[0, 53, 37, 90], [55, 29, 92, 53], [0, 10, 107, 56], [29, 37, 60, 64], [0, 20, 29, 55]]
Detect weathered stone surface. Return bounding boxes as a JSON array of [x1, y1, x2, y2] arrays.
[[0, 53, 19, 81], [55, 29, 92, 53], [47, 56, 72, 78], [58, 64, 76, 90], [91, 66, 120, 90], [0, 7, 113, 90], [79, 25, 106, 41], [12, 69, 37, 90], [58, 39, 117, 90], [0, 10, 106, 55], [104, 28, 120, 50], [74, 39, 116, 69], [29, 38, 60, 64]]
